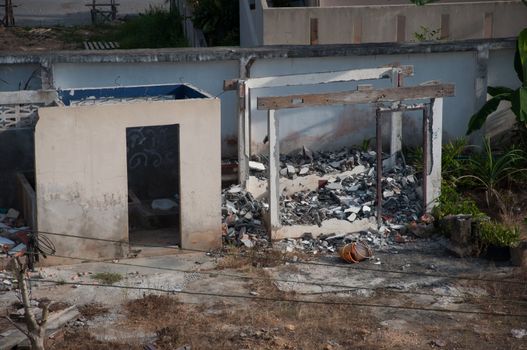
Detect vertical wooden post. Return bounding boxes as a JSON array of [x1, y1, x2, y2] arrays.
[[352, 17, 362, 44], [268, 109, 281, 236], [310, 18, 319, 45], [396, 15, 406, 42], [440, 14, 450, 40], [484, 12, 493, 38]]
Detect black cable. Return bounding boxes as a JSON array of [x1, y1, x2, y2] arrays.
[[28, 278, 527, 318], [26, 252, 527, 306], [22, 228, 526, 286]]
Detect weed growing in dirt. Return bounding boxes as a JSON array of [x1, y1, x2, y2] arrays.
[[91, 272, 123, 285]]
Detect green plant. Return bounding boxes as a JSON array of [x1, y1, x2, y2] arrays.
[[441, 138, 469, 183], [191, 0, 239, 46], [459, 137, 527, 207], [114, 6, 187, 49], [467, 28, 527, 134], [91, 272, 123, 285], [432, 181, 485, 220], [413, 26, 440, 41], [479, 220, 520, 247]]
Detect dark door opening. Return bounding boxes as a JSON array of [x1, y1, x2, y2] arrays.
[[126, 124, 180, 247]]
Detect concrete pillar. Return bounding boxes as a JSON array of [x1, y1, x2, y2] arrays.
[[388, 69, 402, 169], [267, 109, 281, 235], [426, 98, 443, 211], [237, 81, 248, 185]]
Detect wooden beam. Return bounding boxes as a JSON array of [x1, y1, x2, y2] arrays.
[[440, 14, 450, 40], [0, 90, 57, 105], [352, 17, 362, 44], [224, 66, 413, 91], [396, 15, 406, 42], [257, 84, 455, 110], [484, 12, 493, 38], [310, 18, 319, 45]]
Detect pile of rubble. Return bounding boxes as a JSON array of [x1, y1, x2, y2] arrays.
[[281, 164, 420, 226], [222, 185, 268, 247], [225, 147, 425, 249], [251, 147, 422, 227], [0, 208, 29, 257]]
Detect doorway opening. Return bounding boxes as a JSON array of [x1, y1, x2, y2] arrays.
[[126, 124, 180, 249]]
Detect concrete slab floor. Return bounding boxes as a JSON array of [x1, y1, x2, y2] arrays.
[[0, 238, 525, 349]]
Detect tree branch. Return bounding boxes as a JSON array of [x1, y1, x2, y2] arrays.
[[2, 315, 31, 338]]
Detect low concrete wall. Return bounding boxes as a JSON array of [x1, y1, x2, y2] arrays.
[[260, 0, 527, 44], [35, 98, 222, 264]]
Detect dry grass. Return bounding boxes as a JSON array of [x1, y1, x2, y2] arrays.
[[216, 246, 312, 271], [78, 303, 109, 320]]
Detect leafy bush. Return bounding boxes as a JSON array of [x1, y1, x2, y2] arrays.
[[114, 7, 187, 49], [460, 137, 527, 207], [432, 181, 484, 220], [191, 0, 239, 46], [479, 220, 520, 247], [467, 28, 527, 134]]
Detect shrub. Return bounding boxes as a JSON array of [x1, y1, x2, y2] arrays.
[[479, 220, 520, 247], [432, 181, 484, 220], [114, 7, 187, 49]]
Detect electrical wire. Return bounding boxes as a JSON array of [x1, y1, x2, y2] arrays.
[[22, 251, 527, 306], [20, 228, 527, 286], [27, 278, 527, 318]]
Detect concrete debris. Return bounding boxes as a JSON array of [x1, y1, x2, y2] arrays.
[[280, 160, 420, 227], [222, 185, 268, 247], [249, 161, 266, 172], [511, 328, 527, 339], [250, 148, 422, 228]]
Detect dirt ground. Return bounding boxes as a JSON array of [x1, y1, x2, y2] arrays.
[[0, 239, 526, 349], [0, 25, 116, 51], [0, 240, 520, 349]]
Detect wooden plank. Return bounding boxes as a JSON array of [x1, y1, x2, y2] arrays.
[[0, 90, 57, 105], [440, 14, 450, 40], [484, 12, 493, 38], [223, 79, 239, 91], [352, 17, 362, 44], [245, 66, 413, 89], [257, 84, 455, 110], [396, 15, 406, 42], [310, 18, 319, 45]]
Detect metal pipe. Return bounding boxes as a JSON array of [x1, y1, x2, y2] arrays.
[[422, 105, 430, 213], [376, 109, 382, 226]]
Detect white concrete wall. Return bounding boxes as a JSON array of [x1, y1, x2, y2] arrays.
[[35, 98, 222, 264], [257, 1, 527, 45]]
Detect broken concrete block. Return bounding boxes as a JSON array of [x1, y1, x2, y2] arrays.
[[347, 213, 357, 222], [286, 164, 296, 175], [299, 166, 309, 175], [249, 161, 266, 172]]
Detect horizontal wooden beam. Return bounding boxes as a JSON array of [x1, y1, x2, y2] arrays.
[[223, 66, 414, 91], [0, 90, 57, 105], [257, 83, 455, 110]]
